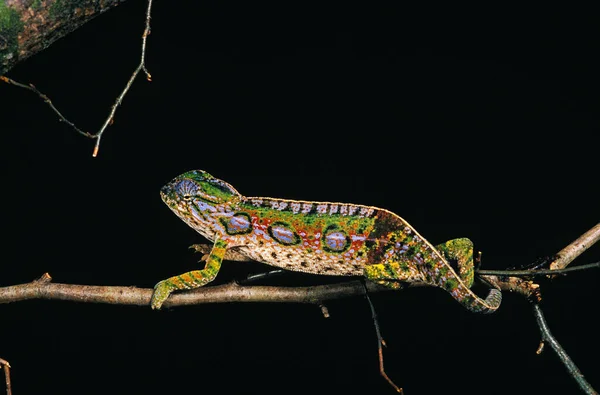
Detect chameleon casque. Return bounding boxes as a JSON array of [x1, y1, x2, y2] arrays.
[[152, 170, 502, 313]]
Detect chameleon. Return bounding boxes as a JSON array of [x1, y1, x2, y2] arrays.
[[151, 169, 502, 313]]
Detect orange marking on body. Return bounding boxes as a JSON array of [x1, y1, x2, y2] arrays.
[[170, 276, 185, 287], [179, 273, 198, 284]]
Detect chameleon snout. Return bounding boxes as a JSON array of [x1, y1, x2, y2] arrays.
[[159, 184, 174, 202]]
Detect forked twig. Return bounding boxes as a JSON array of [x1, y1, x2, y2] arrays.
[[0, 358, 12, 395], [480, 223, 599, 394], [362, 282, 403, 393], [92, 0, 154, 157], [0, 0, 155, 157], [532, 304, 597, 395]]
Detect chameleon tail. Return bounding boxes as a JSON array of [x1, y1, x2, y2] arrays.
[[439, 278, 502, 314]]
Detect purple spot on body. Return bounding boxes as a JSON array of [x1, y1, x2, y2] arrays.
[[229, 215, 250, 231], [272, 226, 294, 243], [221, 213, 252, 235], [325, 232, 347, 251], [321, 228, 350, 253], [268, 222, 300, 245]]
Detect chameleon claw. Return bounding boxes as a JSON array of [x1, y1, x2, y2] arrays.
[[189, 244, 210, 261], [189, 244, 211, 254]]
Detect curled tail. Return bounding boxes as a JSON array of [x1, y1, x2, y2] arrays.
[[438, 276, 502, 313]]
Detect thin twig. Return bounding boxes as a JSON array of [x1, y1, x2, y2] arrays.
[[477, 261, 599, 277], [0, 76, 91, 138], [319, 303, 330, 318], [238, 270, 287, 284], [92, 0, 154, 157], [532, 304, 597, 395], [362, 282, 403, 393], [0, 358, 12, 395]]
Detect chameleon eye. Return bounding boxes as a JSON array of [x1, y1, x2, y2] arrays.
[[175, 180, 198, 201]]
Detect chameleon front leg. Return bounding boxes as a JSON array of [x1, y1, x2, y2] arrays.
[[151, 238, 228, 310]]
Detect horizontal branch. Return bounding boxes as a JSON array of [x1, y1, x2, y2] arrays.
[[0, 273, 401, 308], [0, 270, 566, 309]]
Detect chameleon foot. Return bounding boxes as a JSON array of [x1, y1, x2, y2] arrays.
[[151, 280, 174, 310]]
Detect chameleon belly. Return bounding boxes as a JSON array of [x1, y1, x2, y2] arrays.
[[154, 169, 501, 313]]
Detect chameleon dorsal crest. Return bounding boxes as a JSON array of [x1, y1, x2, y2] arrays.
[[152, 170, 501, 314]]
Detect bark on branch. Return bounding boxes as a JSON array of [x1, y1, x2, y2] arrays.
[[0, 0, 125, 76], [0, 272, 403, 308]]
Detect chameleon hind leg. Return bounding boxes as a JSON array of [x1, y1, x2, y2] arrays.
[[151, 238, 228, 309], [363, 238, 475, 289], [435, 237, 502, 313], [434, 238, 475, 287], [364, 260, 424, 289]]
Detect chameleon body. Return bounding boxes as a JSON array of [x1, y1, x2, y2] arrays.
[[152, 170, 502, 313]]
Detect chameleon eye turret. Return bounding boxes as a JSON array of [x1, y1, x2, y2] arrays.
[[153, 170, 501, 315], [163, 170, 241, 205]]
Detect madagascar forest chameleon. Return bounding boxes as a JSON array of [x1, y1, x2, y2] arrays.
[[151, 170, 502, 313]]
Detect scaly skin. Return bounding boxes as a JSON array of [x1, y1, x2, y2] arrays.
[[152, 170, 501, 312]]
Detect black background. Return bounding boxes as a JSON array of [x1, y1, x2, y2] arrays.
[[1, 2, 598, 394]]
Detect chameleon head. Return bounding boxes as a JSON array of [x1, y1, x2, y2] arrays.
[[160, 170, 242, 237]]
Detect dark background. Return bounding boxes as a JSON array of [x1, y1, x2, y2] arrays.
[[1, 2, 598, 394]]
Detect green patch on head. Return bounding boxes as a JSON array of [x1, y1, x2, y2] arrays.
[[181, 169, 213, 181], [177, 170, 241, 204]]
